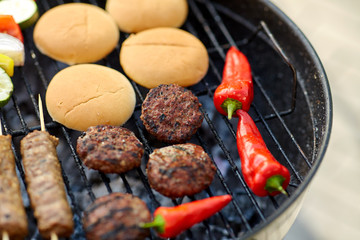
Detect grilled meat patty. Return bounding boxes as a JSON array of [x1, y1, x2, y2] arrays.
[[0, 135, 28, 239], [20, 130, 74, 239], [147, 143, 216, 198], [140, 84, 204, 143], [83, 192, 151, 240], [76, 125, 144, 174]]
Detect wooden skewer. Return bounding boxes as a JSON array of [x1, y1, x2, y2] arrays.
[[39, 95, 60, 240], [2, 231, 9, 240], [38, 94, 45, 132], [0, 121, 9, 240], [51, 232, 58, 240]]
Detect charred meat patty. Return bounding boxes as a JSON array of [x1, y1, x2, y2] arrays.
[[140, 84, 204, 143], [147, 143, 216, 198], [82, 192, 151, 240], [76, 125, 144, 174]]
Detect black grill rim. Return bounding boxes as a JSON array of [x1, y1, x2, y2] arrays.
[[0, 0, 332, 239]]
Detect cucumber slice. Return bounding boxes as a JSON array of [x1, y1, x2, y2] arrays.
[[0, 0, 39, 29], [0, 53, 14, 77], [0, 68, 13, 108]]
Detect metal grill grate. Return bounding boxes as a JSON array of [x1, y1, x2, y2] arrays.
[[0, 0, 325, 239]]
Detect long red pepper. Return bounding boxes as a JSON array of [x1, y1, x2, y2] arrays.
[[213, 46, 253, 119], [141, 195, 232, 238], [236, 109, 290, 196]]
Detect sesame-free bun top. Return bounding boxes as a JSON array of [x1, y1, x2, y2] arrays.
[[120, 27, 209, 89], [45, 64, 136, 131], [33, 3, 119, 65], [105, 0, 188, 33]]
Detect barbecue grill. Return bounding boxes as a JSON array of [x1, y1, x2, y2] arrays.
[[2, 0, 332, 239]]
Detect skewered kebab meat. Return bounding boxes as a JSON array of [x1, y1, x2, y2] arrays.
[[147, 143, 216, 199], [76, 125, 144, 174], [20, 129, 74, 238], [82, 192, 151, 240], [0, 134, 28, 240]]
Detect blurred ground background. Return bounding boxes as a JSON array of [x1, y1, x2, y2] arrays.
[[270, 0, 360, 239]]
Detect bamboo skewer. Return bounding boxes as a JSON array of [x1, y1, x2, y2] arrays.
[[38, 95, 60, 240], [2, 231, 9, 240], [50, 232, 58, 240], [0, 123, 9, 239], [0, 121, 8, 240], [38, 95, 46, 132]]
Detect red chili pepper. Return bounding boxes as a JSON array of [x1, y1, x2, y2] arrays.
[[213, 46, 253, 119], [236, 109, 290, 196], [0, 15, 24, 43], [141, 195, 232, 238]]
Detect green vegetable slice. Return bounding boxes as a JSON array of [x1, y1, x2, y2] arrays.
[[0, 68, 13, 108], [0, 0, 39, 29]]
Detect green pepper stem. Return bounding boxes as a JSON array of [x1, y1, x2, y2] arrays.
[[265, 175, 288, 196], [221, 98, 242, 120], [140, 214, 166, 234]]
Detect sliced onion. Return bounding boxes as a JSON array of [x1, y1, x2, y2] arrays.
[[0, 33, 24, 66]]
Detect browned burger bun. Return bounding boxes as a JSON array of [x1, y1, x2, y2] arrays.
[[105, 0, 188, 33], [120, 27, 209, 89], [33, 3, 119, 65], [147, 143, 216, 199], [45, 64, 136, 131]]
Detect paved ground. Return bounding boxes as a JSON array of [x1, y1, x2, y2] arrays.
[[270, 0, 360, 239]]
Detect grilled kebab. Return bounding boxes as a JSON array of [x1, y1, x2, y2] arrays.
[[0, 135, 28, 239], [20, 130, 74, 238]]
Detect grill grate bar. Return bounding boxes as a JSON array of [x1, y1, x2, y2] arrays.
[[99, 172, 113, 194], [253, 77, 312, 169], [188, 0, 226, 59], [253, 100, 306, 182], [202, 0, 237, 47], [196, 133, 252, 234], [119, 173, 133, 194], [131, 117, 162, 210], [60, 126, 97, 202]]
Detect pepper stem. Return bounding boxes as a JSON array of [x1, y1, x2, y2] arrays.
[[140, 214, 166, 234], [265, 175, 288, 196], [221, 98, 242, 120]]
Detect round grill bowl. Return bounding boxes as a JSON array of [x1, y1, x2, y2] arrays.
[[6, 0, 332, 239]]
